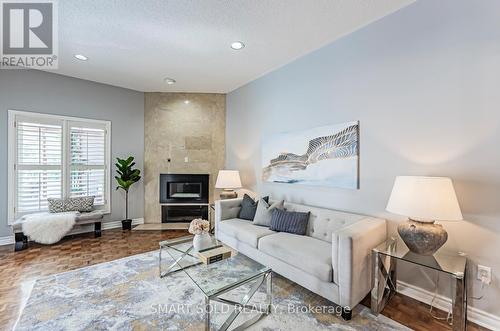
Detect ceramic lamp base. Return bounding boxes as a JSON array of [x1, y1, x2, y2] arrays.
[[397, 219, 448, 255], [220, 189, 237, 200]]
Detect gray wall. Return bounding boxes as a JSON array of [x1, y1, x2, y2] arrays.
[[226, 0, 500, 317], [0, 70, 145, 237]]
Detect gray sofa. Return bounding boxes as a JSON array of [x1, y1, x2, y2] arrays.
[[215, 198, 387, 318]]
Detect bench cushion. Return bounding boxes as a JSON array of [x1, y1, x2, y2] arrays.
[[75, 211, 104, 222], [258, 232, 333, 282], [218, 218, 276, 248], [12, 211, 103, 232]]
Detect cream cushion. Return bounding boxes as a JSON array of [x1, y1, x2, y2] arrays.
[[217, 218, 276, 248], [13, 210, 104, 232], [283, 202, 367, 242], [258, 232, 333, 282], [253, 199, 284, 227]]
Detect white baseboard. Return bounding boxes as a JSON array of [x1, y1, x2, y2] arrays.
[[0, 235, 15, 246], [67, 218, 145, 235], [102, 218, 144, 230], [397, 280, 500, 330], [0, 218, 145, 246]]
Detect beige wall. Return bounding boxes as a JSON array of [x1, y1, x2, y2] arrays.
[[144, 93, 225, 223]]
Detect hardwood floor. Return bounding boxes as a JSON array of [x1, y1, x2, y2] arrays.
[[360, 293, 487, 331], [0, 228, 188, 331], [0, 228, 489, 331]]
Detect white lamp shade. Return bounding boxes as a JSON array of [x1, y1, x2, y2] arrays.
[[386, 176, 463, 222], [215, 170, 242, 189]]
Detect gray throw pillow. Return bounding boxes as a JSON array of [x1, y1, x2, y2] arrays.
[[47, 198, 65, 213], [65, 197, 94, 212], [48, 196, 95, 213], [270, 208, 310, 235], [238, 194, 269, 221], [253, 199, 284, 227]]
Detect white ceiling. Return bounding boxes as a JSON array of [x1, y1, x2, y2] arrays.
[[55, 0, 414, 93]]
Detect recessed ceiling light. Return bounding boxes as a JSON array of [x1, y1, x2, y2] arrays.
[[164, 78, 176, 85], [184, 100, 190, 104], [74, 54, 88, 61], [230, 41, 245, 50]]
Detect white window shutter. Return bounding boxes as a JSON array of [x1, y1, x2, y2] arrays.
[[17, 170, 62, 212], [9, 111, 111, 222], [16, 121, 63, 213], [70, 125, 106, 205]]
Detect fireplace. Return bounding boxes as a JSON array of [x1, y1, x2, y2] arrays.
[[160, 174, 209, 223], [161, 205, 208, 223], [160, 174, 209, 204]]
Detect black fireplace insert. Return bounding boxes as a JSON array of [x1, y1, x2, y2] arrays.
[[159, 174, 209, 204], [161, 205, 209, 223]]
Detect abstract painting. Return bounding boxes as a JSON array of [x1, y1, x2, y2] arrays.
[[262, 121, 359, 189]]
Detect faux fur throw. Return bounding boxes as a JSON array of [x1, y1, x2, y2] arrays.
[[22, 212, 77, 244]]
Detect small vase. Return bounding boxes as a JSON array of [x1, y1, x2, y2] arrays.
[[193, 232, 212, 251]]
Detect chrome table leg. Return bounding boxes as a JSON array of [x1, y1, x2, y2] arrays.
[[452, 269, 467, 331]]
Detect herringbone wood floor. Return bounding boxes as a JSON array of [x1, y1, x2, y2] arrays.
[[0, 228, 489, 331]]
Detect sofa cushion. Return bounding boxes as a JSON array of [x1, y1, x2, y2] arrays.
[[270, 208, 310, 235], [283, 201, 367, 242], [258, 232, 333, 282], [238, 194, 269, 221], [218, 218, 276, 248], [253, 199, 284, 227]]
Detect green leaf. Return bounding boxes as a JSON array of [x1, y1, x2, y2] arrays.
[[115, 155, 141, 192]]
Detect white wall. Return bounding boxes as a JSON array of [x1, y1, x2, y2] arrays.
[[226, 0, 500, 318], [0, 70, 145, 237]]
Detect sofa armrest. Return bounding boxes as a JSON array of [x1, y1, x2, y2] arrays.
[[214, 198, 243, 236], [332, 217, 387, 308]]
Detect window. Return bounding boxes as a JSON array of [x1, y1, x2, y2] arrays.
[[15, 120, 63, 212], [69, 124, 107, 204], [8, 110, 111, 223]]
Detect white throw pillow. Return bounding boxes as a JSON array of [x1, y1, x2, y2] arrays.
[[253, 198, 284, 227]]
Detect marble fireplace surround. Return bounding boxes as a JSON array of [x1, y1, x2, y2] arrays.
[[144, 93, 226, 224]]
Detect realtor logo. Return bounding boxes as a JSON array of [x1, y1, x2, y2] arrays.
[[1, 0, 58, 69]]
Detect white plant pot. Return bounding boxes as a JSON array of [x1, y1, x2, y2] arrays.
[[193, 233, 212, 252]]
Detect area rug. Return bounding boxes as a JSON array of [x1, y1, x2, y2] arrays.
[[15, 250, 410, 331]]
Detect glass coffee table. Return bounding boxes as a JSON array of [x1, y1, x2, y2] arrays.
[[371, 237, 467, 331], [159, 235, 272, 331]]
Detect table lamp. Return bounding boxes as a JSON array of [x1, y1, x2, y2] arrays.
[[386, 176, 463, 255], [215, 170, 242, 199]]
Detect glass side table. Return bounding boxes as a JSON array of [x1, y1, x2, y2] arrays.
[[371, 237, 467, 331]]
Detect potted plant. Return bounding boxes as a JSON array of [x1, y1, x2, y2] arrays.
[[115, 156, 141, 230]]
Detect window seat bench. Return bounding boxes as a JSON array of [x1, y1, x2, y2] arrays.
[[12, 211, 104, 251]]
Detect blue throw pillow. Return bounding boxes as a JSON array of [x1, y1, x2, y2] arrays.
[[270, 208, 310, 235], [238, 194, 269, 221]]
